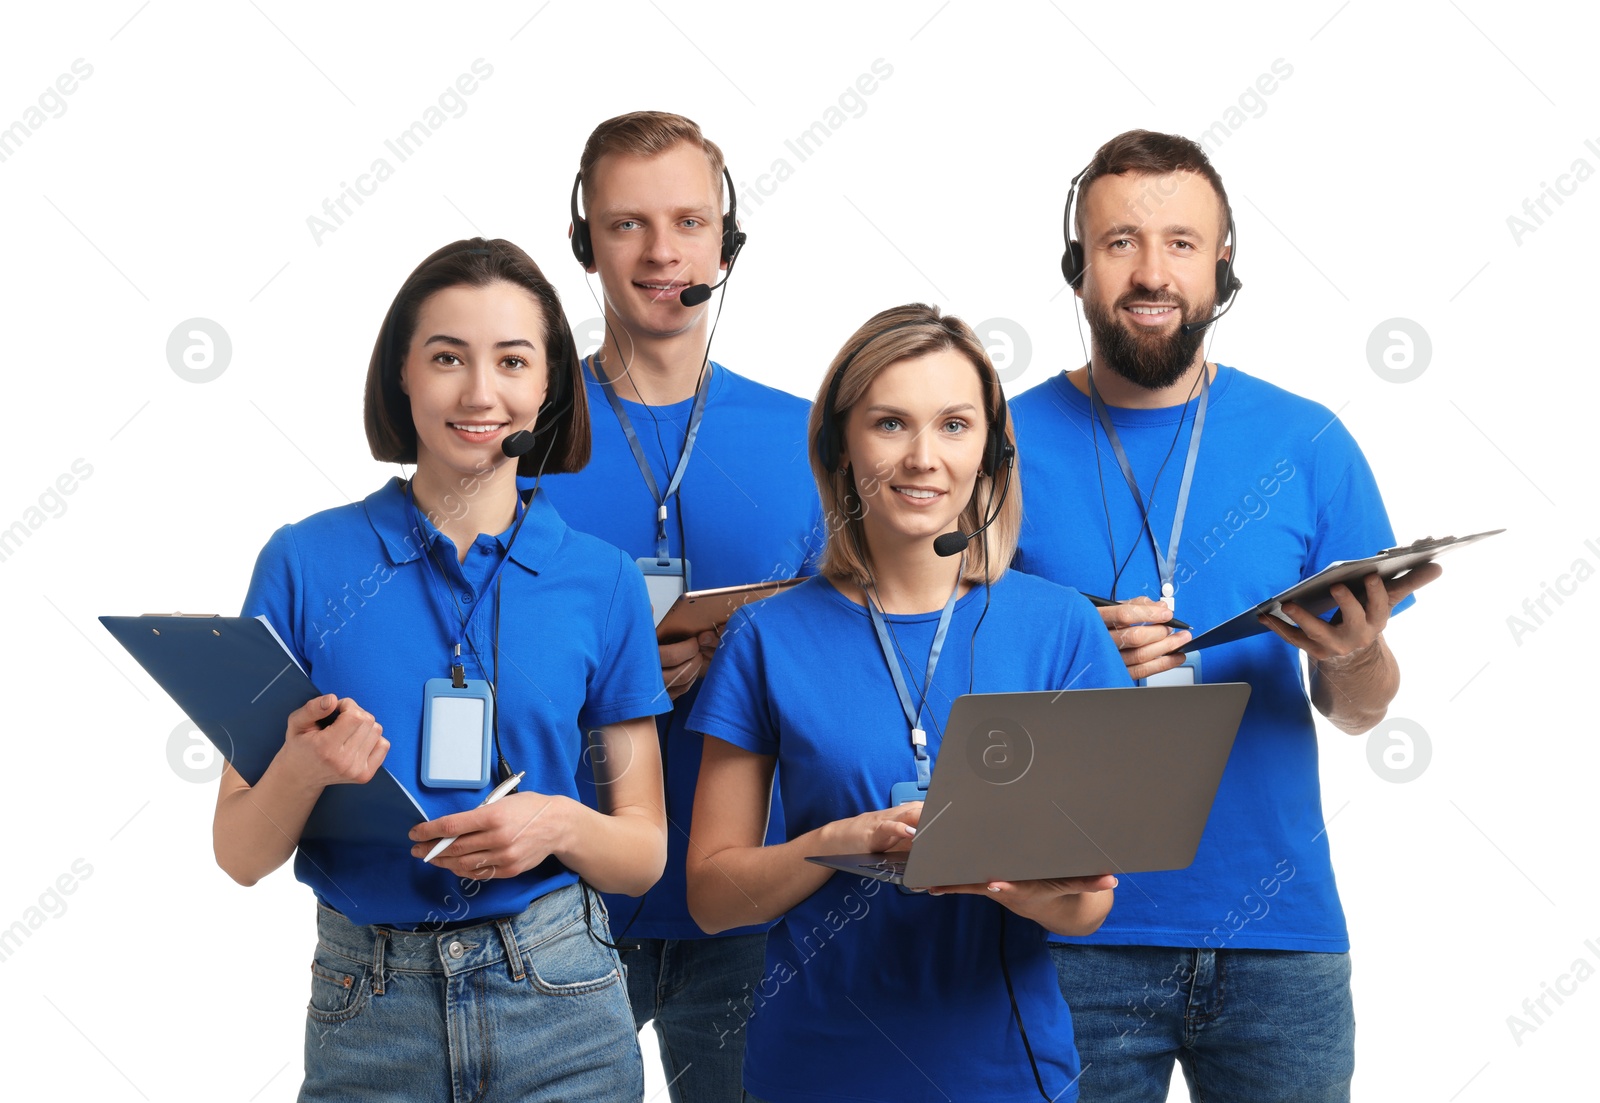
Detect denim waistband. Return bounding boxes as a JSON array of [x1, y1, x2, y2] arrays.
[[314, 882, 601, 990]]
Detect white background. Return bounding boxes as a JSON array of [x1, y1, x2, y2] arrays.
[[2, 2, 1594, 1100]]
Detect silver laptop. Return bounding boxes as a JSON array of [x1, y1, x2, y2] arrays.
[[807, 683, 1250, 890]]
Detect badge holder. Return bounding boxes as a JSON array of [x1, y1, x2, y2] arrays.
[[888, 778, 928, 895], [638, 556, 690, 627], [420, 676, 494, 789], [888, 732, 932, 894], [890, 780, 928, 807], [1140, 650, 1202, 688]]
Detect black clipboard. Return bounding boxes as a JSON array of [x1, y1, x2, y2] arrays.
[[100, 614, 429, 845], [1185, 529, 1504, 652]]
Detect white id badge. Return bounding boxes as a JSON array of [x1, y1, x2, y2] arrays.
[[1140, 651, 1202, 688], [637, 557, 690, 627], [420, 678, 494, 788]]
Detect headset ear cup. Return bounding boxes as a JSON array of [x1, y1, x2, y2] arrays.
[[569, 172, 593, 268], [1213, 259, 1233, 307], [538, 328, 575, 432], [555, 331, 574, 409], [982, 426, 1016, 479], [571, 223, 592, 269], [985, 377, 1012, 478], [719, 167, 743, 264], [1214, 215, 1241, 307], [814, 423, 838, 474], [1062, 242, 1085, 289]]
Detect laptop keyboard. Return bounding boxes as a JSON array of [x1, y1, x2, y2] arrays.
[[861, 858, 907, 875]]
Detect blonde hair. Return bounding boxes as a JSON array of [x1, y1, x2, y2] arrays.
[[808, 304, 1020, 587], [578, 111, 726, 208]]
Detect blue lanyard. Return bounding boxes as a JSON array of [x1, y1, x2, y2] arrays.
[[865, 577, 961, 789], [409, 485, 524, 683], [592, 357, 712, 562], [1088, 366, 1210, 612]]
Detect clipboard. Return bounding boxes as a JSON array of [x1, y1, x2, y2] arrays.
[[655, 577, 806, 643], [100, 614, 429, 845], [1184, 529, 1504, 652]]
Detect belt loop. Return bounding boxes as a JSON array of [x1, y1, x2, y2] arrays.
[[371, 928, 388, 996], [498, 918, 526, 982]]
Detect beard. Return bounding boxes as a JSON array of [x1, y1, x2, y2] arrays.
[[1084, 288, 1212, 391]]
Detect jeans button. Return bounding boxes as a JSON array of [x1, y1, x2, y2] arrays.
[[448, 940, 465, 959]]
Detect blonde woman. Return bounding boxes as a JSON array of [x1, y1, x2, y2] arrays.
[[685, 304, 1132, 1103]]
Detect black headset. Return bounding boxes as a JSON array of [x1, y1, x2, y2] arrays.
[[1059, 166, 1242, 311], [569, 166, 745, 270], [813, 318, 1013, 479]]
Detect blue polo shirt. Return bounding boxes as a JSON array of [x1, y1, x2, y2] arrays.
[[1010, 366, 1407, 952], [242, 477, 670, 929], [534, 361, 824, 940], [688, 572, 1131, 1103]]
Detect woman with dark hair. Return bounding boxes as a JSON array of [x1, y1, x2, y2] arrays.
[[684, 304, 1133, 1103], [214, 237, 668, 1102]]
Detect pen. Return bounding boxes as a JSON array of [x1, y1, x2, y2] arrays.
[[422, 771, 525, 863], [1081, 593, 1192, 632]]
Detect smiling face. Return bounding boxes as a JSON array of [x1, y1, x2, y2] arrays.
[[839, 348, 989, 557], [582, 140, 726, 342], [1077, 170, 1228, 390], [399, 280, 549, 486]]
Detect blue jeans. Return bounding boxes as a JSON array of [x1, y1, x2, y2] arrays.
[[300, 884, 642, 1102], [621, 933, 767, 1103], [1052, 945, 1354, 1103]]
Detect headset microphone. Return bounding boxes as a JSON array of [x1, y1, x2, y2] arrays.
[[678, 274, 726, 307], [933, 446, 1016, 558], [500, 430, 538, 458], [500, 392, 573, 458]]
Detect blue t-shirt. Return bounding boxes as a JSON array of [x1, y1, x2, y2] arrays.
[[536, 361, 824, 940], [242, 477, 670, 929], [688, 572, 1131, 1103], [1010, 366, 1405, 952]]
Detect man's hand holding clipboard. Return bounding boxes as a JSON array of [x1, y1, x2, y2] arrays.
[[1185, 529, 1503, 652]]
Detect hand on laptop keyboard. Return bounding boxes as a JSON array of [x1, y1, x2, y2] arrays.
[[812, 800, 923, 858]]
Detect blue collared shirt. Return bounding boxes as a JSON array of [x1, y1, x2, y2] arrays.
[[242, 477, 670, 928]]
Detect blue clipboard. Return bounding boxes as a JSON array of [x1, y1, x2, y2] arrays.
[[100, 614, 429, 846]]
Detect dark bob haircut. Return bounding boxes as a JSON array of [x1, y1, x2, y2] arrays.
[[363, 237, 590, 477]]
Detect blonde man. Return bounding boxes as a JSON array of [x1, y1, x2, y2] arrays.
[[536, 111, 823, 1102]]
